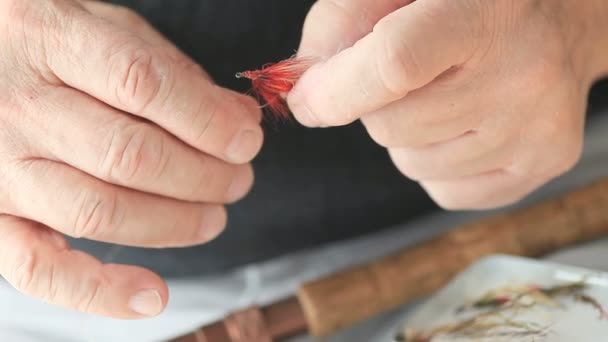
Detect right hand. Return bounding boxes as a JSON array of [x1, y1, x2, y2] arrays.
[[0, 0, 263, 318]]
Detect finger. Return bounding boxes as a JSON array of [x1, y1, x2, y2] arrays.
[[298, 0, 414, 58], [80, 0, 210, 79], [417, 111, 583, 209], [510, 107, 584, 179], [420, 171, 553, 210], [22, 86, 253, 203], [41, 3, 263, 164], [289, 1, 480, 127], [6, 159, 227, 247], [387, 131, 513, 181], [361, 84, 482, 148], [383, 109, 538, 180], [0, 215, 168, 318], [81, 1, 185, 56]]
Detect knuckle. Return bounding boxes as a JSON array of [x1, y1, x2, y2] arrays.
[[9, 245, 63, 305], [190, 96, 221, 147], [3, 0, 79, 69], [74, 267, 107, 314], [374, 29, 422, 97], [10, 249, 38, 295], [100, 123, 165, 183], [107, 46, 164, 113], [42, 259, 60, 304], [70, 188, 120, 239]]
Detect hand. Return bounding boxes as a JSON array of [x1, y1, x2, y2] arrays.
[[289, 0, 608, 209], [0, 0, 263, 318]]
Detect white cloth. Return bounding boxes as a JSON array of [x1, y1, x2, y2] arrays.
[[2, 113, 608, 342]]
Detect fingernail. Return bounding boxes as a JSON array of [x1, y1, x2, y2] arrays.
[[129, 289, 163, 317], [226, 129, 263, 163], [225, 167, 253, 203]]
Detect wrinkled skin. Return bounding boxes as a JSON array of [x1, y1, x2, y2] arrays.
[[0, 0, 263, 318], [1, 0, 608, 321], [290, 0, 608, 209]]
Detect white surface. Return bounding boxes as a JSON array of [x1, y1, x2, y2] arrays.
[[393, 255, 608, 342], [1, 114, 608, 342]]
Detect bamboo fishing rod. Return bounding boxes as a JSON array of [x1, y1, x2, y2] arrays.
[[170, 176, 608, 342]]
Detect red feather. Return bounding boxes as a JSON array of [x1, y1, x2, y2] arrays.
[[236, 56, 315, 121]]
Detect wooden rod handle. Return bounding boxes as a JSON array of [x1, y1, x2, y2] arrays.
[[297, 178, 608, 337]]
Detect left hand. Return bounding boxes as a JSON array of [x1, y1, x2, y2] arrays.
[[289, 0, 606, 209]]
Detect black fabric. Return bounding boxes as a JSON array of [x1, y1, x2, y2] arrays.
[[69, 0, 607, 278], [589, 79, 608, 115]]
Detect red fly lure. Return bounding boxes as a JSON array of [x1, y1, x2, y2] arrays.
[[236, 56, 315, 121]]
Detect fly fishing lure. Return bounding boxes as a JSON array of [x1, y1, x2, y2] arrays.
[[235, 56, 315, 121], [397, 282, 608, 342], [397, 311, 551, 342]]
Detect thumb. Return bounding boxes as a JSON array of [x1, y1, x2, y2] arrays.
[[299, 0, 414, 58]]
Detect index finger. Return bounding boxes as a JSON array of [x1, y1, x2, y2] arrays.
[[288, 1, 479, 127], [39, 2, 263, 164]]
